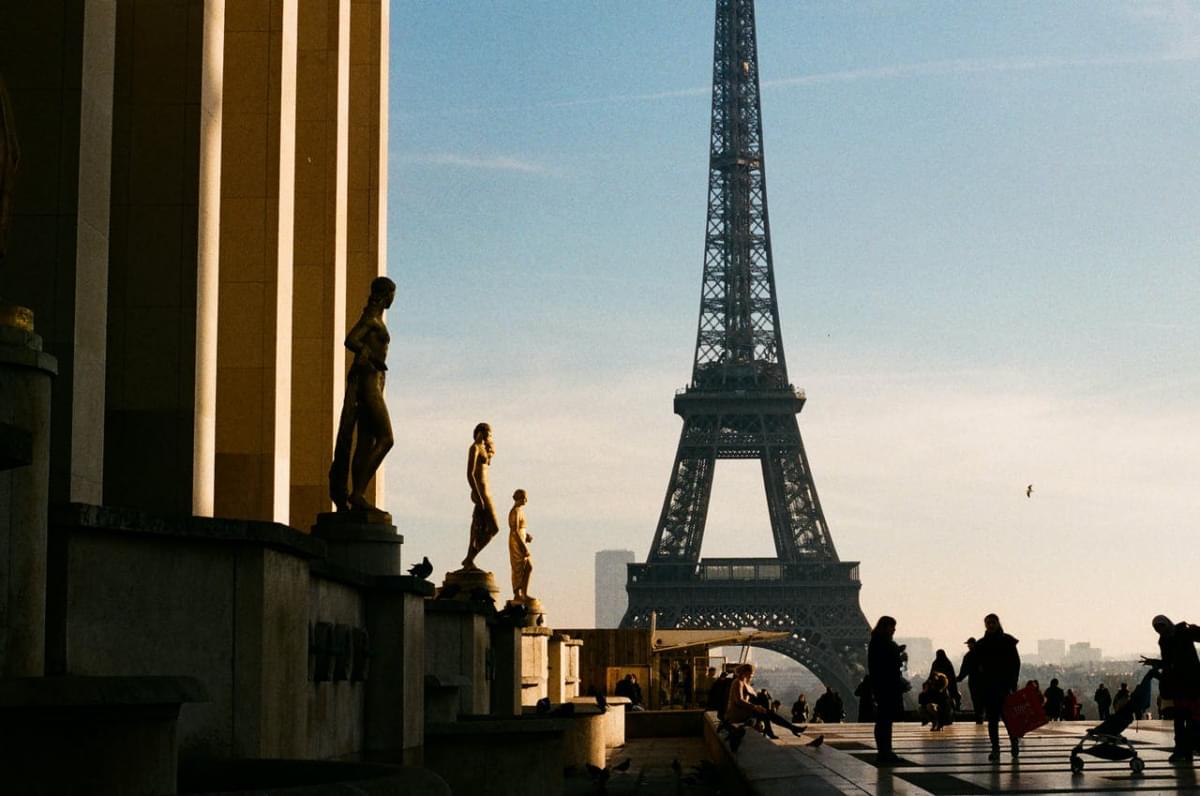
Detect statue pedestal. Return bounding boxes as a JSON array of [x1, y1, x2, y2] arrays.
[[548, 633, 581, 703], [520, 626, 552, 707], [437, 568, 500, 603], [312, 509, 402, 577], [504, 597, 545, 628], [425, 600, 492, 716], [0, 324, 57, 678]]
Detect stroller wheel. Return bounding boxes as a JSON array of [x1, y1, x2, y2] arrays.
[[1130, 757, 1145, 774], [1070, 754, 1084, 774]]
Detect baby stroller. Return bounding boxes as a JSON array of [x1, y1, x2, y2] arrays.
[[1069, 667, 1156, 774]]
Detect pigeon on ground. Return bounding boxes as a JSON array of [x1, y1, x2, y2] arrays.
[[807, 734, 825, 747], [613, 758, 631, 772], [407, 556, 432, 580]]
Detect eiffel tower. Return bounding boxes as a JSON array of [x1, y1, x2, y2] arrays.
[[621, 0, 869, 704]]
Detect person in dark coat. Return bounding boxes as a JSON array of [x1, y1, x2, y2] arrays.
[[867, 615, 908, 764], [791, 693, 809, 723], [813, 686, 844, 723], [974, 613, 1021, 761], [1094, 682, 1112, 720], [855, 675, 876, 722], [931, 649, 960, 718], [958, 637, 983, 724], [1145, 614, 1200, 762], [1043, 678, 1064, 721], [707, 671, 733, 719]]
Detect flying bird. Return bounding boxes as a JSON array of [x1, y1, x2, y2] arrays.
[[1026, 484, 1033, 498], [407, 556, 432, 580], [807, 734, 825, 748]]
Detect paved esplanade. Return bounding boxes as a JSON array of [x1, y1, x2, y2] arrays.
[[730, 720, 1198, 794]]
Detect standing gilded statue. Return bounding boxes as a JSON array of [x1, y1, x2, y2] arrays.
[[329, 276, 395, 512], [507, 489, 534, 602], [462, 422, 499, 570]]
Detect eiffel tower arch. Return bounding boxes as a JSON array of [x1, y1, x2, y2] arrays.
[[621, 0, 869, 707]]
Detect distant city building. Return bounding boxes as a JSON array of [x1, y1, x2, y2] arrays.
[[895, 637, 934, 676], [594, 550, 636, 628], [1067, 642, 1102, 666], [1038, 639, 1066, 665]]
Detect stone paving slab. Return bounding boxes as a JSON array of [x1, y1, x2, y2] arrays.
[[741, 719, 1199, 794]]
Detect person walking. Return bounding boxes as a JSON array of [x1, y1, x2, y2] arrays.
[[974, 613, 1021, 761], [958, 637, 984, 724], [1145, 614, 1200, 763], [1043, 678, 1065, 721], [868, 615, 908, 765], [1094, 682, 1112, 720], [931, 649, 960, 719], [791, 693, 809, 724]]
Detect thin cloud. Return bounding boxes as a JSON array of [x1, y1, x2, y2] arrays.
[[398, 49, 1200, 119], [399, 152, 548, 173]]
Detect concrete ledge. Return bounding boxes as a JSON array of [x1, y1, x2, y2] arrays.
[[179, 759, 450, 795], [0, 675, 208, 707], [571, 696, 629, 747], [703, 711, 847, 796], [0, 676, 209, 796], [51, 503, 325, 560], [627, 708, 706, 738], [426, 716, 569, 796]]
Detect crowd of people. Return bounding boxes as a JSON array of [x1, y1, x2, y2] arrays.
[[705, 612, 1198, 767]]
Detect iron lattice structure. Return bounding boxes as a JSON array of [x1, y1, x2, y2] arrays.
[[621, 0, 868, 703]]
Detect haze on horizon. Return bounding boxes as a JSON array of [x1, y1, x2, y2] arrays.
[[383, 2, 1200, 664]]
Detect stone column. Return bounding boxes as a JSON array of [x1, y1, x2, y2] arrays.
[[489, 619, 522, 717], [0, 324, 56, 677], [106, 0, 210, 514], [212, 0, 298, 522], [363, 576, 432, 764], [289, 0, 349, 529], [0, 1, 116, 506]]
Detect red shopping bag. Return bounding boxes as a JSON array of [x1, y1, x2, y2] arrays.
[[1002, 684, 1048, 738]]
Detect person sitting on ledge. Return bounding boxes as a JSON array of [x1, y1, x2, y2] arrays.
[[725, 663, 806, 746]]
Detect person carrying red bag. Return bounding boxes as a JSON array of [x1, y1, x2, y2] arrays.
[[974, 613, 1022, 761]]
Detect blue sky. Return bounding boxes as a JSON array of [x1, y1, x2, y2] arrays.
[[384, 1, 1200, 658]]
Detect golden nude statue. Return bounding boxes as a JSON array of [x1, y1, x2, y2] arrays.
[[462, 422, 499, 570], [508, 489, 534, 602], [329, 276, 395, 512]]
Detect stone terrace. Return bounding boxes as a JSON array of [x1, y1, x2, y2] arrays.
[[718, 717, 1200, 795]]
